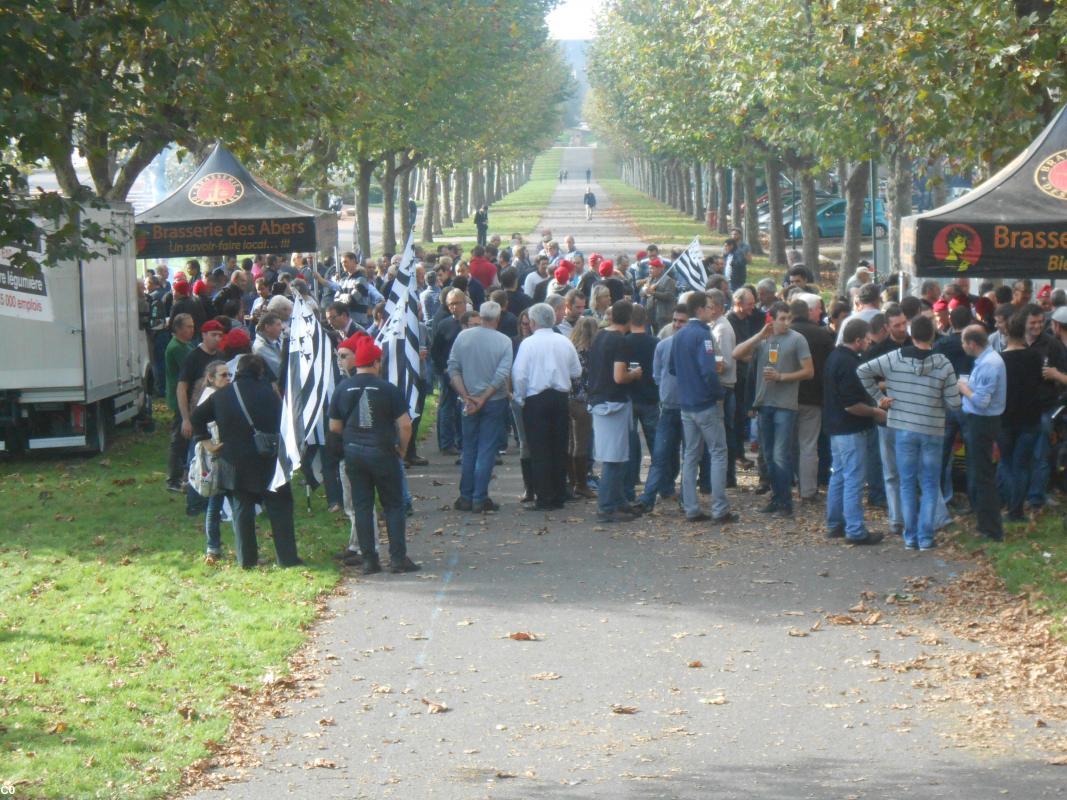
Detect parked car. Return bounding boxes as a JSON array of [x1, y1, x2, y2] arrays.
[[783, 198, 888, 240]]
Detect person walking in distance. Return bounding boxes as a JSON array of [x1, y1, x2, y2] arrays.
[[583, 186, 597, 221], [474, 205, 489, 247]]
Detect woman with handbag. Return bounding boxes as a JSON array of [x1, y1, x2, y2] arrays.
[[191, 354, 303, 568]]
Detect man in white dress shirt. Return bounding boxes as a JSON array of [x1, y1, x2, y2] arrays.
[[512, 303, 582, 510]]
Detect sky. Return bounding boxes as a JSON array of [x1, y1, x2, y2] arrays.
[[547, 0, 603, 40]]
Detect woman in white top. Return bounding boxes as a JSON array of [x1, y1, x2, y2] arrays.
[[197, 361, 231, 562]]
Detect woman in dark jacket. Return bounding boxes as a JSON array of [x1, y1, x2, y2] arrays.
[[191, 354, 302, 568]]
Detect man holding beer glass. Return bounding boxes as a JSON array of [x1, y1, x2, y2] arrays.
[[734, 302, 814, 516]]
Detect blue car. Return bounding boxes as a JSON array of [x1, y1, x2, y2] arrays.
[[784, 198, 888, 239]]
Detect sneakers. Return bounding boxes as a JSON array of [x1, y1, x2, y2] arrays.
[[712, 512, 739, 525], [472, 498, 500, 513], [686, 512, 711, 523], [631, 500, 653, 515], [904, 542, 919, 551], [327, 504, 343, 514], [754, 483, 771, 495], [405, 455, 429, 467], [362, 557, 383, 575], [624, 503, 646, 517], [919, 541, 938, 551], [390, 557, 421, 574], [166, 480, 183, 493], [453, 497, 473, 511], [826, 526, 845, 539], [759, 501, 780, 514], [204, 552, 220, 565]]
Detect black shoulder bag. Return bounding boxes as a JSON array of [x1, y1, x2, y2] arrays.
[[233, 383, 279, 458]]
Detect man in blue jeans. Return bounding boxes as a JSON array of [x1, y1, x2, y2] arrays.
[[822, 318, 886, 545], [430, 289, 467, 455], [671, 292, 736, 525], [448, 301, 514, 513], [635, 305, 689, 512], [858, 315, 961, 550], [734, 302, 813, 517]]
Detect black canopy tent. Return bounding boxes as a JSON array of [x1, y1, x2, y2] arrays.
[[902, 104, 1067, 279], [135, 143, 337, 260]]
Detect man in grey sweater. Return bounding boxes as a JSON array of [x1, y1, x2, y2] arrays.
[[856, 315, 960, 551], [448, 301, 514, 513]]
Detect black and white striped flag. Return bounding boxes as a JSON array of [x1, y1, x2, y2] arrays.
[[376, 230, 424, 420], [670, 237, 708, 291], [271, 295, 335, 490]]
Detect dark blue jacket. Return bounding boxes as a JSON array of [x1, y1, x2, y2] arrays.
[[669, 320, 723, 411]]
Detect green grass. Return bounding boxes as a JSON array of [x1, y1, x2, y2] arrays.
[[429, 148, 563, 244], [956, 512, 1067, 638], [0, 398, 438, 798]]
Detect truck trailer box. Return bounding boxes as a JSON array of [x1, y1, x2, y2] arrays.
[[0, 202, 150, 452]]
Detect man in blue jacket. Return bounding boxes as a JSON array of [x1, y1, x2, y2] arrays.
[[670, 292, 737, 524]]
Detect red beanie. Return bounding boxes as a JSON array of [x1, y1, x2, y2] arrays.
[[932, 299, 949, 313], [558, 258, 575, 274], [201, 319, 224, 334], [221, 327, 251, 354], [636, 250, 647, 261], [339, 332, 365, 353], [1038, 284, 1052, 299], [553, 266, 570, 283], [354, 336, 382, 367], [598, 260, 614, 278], [649, 258, 663, 268], [173, 279, 190, 296], [192, 279, 208, 296], [589, 252, 602, 266]]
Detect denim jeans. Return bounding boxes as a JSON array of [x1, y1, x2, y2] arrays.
[[941, 407, 965, 503], [827, 432, 869, 540], [964, 413, 1003, 539], [626, 401, 660, 502], [205, 491, 226, 554], [877, 426, 902, 528], [1027, 410, 1054, 508], [681, 404, 729, 519], [758, 406, 797, 511], [865, 426, 886, 506], [460, 398, 507, 504], [598, 461, 628, 514], [436, 379, 463, 451], [639, 407, 683, 507], [894, 429, 942, 549], [998, 424, 1040, 519], [345, 444, 407, 562]]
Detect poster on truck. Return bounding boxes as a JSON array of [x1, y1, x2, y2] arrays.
[[0, 245, 54, 322]]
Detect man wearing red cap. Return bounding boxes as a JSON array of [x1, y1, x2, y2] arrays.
[[548, 264, 571, 297], [170, 278, 207, 334], [329, 335, 419, 574]]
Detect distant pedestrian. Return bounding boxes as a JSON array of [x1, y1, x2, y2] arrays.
[[585, 168, 591, 183], [474, 205, 489, 247], [583, 187, 597, 221]]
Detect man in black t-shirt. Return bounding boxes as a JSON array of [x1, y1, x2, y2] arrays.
[[329, 336, 419, 575], [625, 304, 660, 503], [588, 300, 645, 523]]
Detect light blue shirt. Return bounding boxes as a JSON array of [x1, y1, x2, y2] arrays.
[[962, 346, 1006, 416], [652, 335, 680, 408]]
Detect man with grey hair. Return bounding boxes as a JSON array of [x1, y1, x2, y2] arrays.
[[837, 282, 882, 344], [448, 301, 513, 513], [512, 303, 582, 509], [707, 289, 737, 487], [545, 293, 566, 329], [755, 278, 778, 314], [789, 295, 835, 502]]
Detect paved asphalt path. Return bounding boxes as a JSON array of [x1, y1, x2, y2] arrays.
[[189, 148, 1064, 800]]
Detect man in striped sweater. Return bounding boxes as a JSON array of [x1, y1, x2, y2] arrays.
[[856, 315, 961, 551]]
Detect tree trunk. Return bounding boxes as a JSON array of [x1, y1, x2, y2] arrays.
[[433, 171, 443, 235], [355, 159, 375, 258], [378, 152, 397, 256], [765, 159, 787, 267], [715, 166, 730, 234], [454, 168, 466, 222], [399, 166, 412, 237], [681, 164, 693, 216], [441, 170, 453, 228], [742, 164, 764, 256], [839, 162, 871, 295], [496, 159, 506, 199], [483, 160, 494, 204], [837, 157, 849, 199], [422, 164, 437, 243], [886, 147, 912, 274], [730, 169, 743, 231], [693, 160, 705, 221], [472, 164, 485, 210], [799, 172, 820, 276], [929, 157, 948, 209]]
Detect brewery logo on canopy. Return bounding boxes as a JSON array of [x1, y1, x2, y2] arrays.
[[188, 172, 244, 207], [1034, 149, 1067, 201], [932, 223, 982, 272]]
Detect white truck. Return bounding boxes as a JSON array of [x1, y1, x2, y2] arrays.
[[0, 202, 151, 453]]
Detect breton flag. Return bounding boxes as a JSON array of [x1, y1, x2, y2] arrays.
[[670, 237, 708, 291], [376, 229, 424, 420], [271, 295, 335, 490]]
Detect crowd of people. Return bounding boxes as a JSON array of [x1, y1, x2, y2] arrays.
[[143, 227, 1067, 571]]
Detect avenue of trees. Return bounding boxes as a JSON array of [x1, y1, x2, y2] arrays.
[[587, 0, 1067, 292], [1, 0, 571, 265]]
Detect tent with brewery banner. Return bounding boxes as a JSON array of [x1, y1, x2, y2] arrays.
[[902, 103, 1067, 279], [134, 143, 337, 259]]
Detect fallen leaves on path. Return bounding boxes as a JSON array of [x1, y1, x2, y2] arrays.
[[529, 672, 561, 681], [700, 695, 727, 705], [827, 614, 857, 625], [421, 698, 449, 714], [687, 660, 703, 668], [611, 705, 639, 714], [788, 628, 809, 638], [305, 758, 336, 769], [507, 632, 537, 641]]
